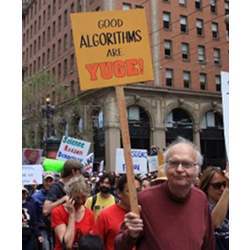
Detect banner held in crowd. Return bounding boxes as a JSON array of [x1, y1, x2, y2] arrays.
[[43, 158, 65, 173], [56, 136, 91, 163], [23, 148, 43, 165], [116, 148, 148, 174], [22, 164, 44, 185]]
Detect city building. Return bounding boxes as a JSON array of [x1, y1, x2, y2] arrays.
[[22, 0, 229, 170]]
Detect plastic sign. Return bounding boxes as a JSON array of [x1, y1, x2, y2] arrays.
[[70, 9, 154, 90], [43, 158, 65, 173], [221, 71, 229, 159], [148, 155, 158, 172], [116, 148, 148, 174], [22, 165, 43, 185], [23, 148, 43, 164], [56, 136, 91, 163]]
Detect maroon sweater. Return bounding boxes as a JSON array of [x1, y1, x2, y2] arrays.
[[115, 182, 215, 250]]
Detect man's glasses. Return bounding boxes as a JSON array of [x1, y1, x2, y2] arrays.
[[209, 181, 227, 190], [166, 160, 198, 169]]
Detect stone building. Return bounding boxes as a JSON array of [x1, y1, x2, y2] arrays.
[[22, 0, 229, 171]]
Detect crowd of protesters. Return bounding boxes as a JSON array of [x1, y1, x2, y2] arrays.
[[22, 137, 229, 250]]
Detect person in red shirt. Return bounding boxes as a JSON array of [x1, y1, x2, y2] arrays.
[[94, 175, 141, 250], [51, 175, 95, 250]]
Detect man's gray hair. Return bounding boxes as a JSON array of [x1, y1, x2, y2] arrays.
[[164, 137, 203, 171]]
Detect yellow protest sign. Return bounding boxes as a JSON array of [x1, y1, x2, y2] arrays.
[[70, 9, 154, 90]]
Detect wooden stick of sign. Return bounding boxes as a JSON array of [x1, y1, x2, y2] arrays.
[[115, 86, 139, 215]]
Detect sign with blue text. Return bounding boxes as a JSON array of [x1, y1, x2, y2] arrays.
[[56, 136, 91, 163], [116, 148, 148, 174]]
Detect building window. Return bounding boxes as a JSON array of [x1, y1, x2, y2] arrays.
[[48, 5, 51, 20], [58, 39, 62, 56], [58, 63, 62, 80], [180, 16, 188, 33], [42, 31, 46, 47], [181, 43, 189, 61], [43, 10, 46, 25], [70, 29, 73, 47], [64, 10, 68, 27], [47, 48, 51, 64], [225, 0, 229, 15], [210, 0, 216, 13], [179, 0, 187, 6], [38, 57, 41, 71], [64, 34, 68, 50], [163, 12, 171, 30], [47, 26, 51, 42], [165, 69, 173, 87], [42, 52, 45, 67], [58, 15, 62, 32], [63, 59, 68, 79], [215, 75, 221, 92], [212, 22, 219, 39], [70, 54, 74, 72], [23, 33, 25, 46], [34, 40, 37, 55], [135, 5, 144, 8], [38, 36, 41, 50], [200, 73, 207, 90], [71, 3, 75, 13], [52, 44, 56, 60], [164, 40, 172, 58], [183, 71, 191, 88], [198, 45, 206, 63], [38, 16, 41, 30], [53, 0, 56, 15], [27, 29, 29, 43], [30, 25, 33, 38], [213, 48, 221, 64], [123, 3, 132, 10], [196, 19, 204, 36], [30, 44, 32, 58], [52, 21, 56, 37], [34, 21, 37, 34], [70, 80, 75, 96], [52, 67, 56, 79], [77, 0, 81, 12], [195, 0, 202, 9], [33, 60, 36, 74], [59, 0, 62, 9]]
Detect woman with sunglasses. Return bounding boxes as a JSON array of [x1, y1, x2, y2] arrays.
[[199, 166, 229, 250]]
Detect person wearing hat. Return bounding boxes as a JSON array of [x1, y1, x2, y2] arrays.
[[32, 172, 55, 250], [22, 186, 42, 250]]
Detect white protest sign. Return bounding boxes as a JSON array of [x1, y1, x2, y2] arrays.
[[116, 148, 148, 174], [148, 155, 158, 172], [56, 136, 91, 163], [22, 165, 43, 185], [221, 71, 229, 159]]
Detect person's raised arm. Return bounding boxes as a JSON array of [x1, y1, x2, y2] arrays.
[[211, 170, 229, 228], [53, 198, 76, 249], [43, 195, 68, 216]]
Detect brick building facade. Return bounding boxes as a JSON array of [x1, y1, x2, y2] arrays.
[[22, 0, 229, 170]]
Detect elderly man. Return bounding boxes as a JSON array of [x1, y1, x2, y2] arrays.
[[115, 137, 215, 250]]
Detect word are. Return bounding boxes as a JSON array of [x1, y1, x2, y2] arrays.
[[85, 58, 144, 81], [62, 136, 85, 148]]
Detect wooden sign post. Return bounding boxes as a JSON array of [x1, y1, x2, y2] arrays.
[[115, 86, 139, 214]]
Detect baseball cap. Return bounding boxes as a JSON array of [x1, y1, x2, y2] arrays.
[[43, 171, 55, 180], [22, 186, 29, 193]]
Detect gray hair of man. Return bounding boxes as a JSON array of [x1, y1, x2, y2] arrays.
[[64, 175, 90, 197], [164, 137, 203, 174]]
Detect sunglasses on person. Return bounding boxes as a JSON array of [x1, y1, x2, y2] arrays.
[[209, 181, 227, 190]]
